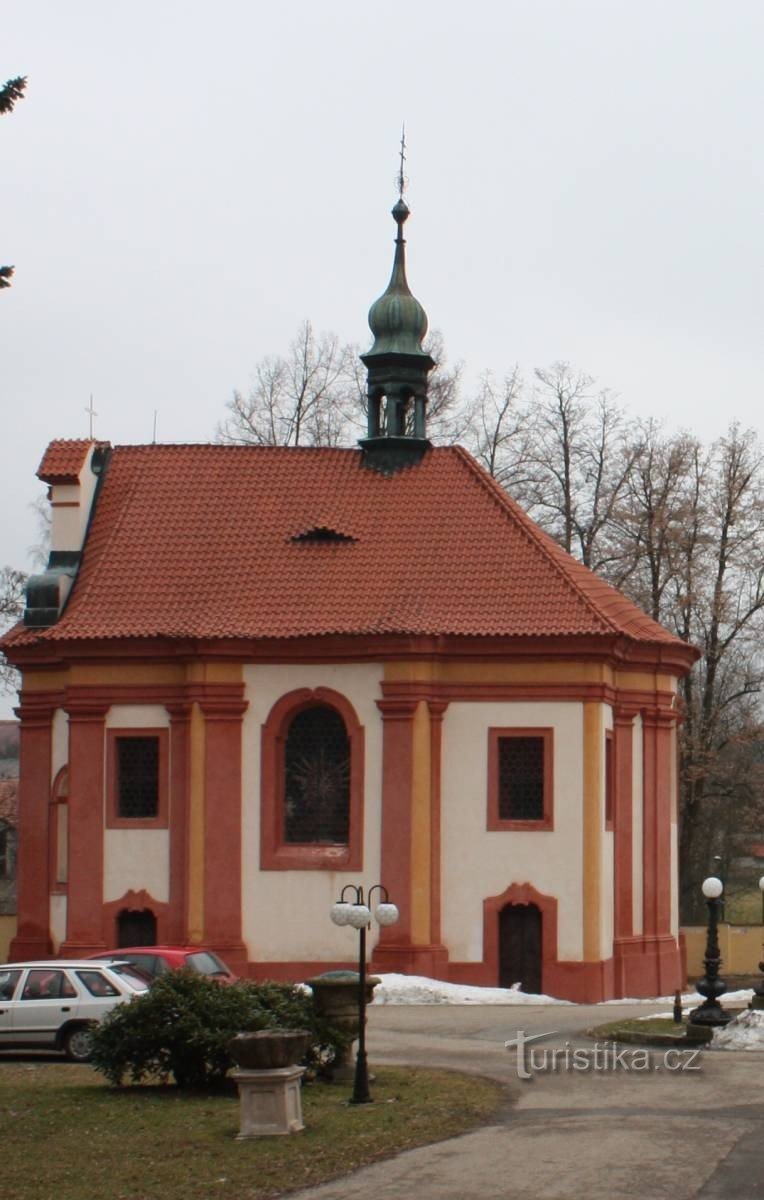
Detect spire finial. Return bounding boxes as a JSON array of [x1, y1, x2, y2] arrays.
[[358, 137, 436, 470], [397, 124, 407, 201]]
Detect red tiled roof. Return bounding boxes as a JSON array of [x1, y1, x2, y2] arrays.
[[37, 439, 108, 484], [5, 442, 693, 655]]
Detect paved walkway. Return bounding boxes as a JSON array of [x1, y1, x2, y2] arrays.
[[295, 1003, 764, 1200]]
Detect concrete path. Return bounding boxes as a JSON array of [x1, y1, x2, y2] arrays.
[[294, 1003, 764, 1200]]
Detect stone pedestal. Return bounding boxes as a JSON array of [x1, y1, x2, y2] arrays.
[[306, 972, 380, 1080], [233, 1066, 306, 1137]]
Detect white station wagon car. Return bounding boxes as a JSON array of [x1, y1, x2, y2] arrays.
[[0, 960, 149, 1061]]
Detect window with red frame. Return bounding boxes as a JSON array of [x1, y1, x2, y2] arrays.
[[260, 687, 364, 871], [487, 728, 553, 831], [284, 705, 350, 844], [106, 729, 168, 829]]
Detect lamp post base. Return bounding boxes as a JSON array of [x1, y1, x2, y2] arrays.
[[350, 1049, 372, 1104], [688, 999, 732, 1028]]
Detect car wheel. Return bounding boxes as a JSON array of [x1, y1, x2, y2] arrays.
[[63, 1024, 93, 1063]]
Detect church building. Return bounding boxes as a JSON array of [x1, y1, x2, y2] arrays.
[[2, 195, 697, 1001]]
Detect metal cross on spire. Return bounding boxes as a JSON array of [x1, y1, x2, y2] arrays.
[[85, 394, 98, 438], [396, 124, 407, 200]]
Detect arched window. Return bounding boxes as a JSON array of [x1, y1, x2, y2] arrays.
[[260, 688, 364, 871], [284, 705, 350, 845]]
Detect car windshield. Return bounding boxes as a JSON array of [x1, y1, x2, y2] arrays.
[[186, 951, 229, 976], [107, 964, 150, 992]]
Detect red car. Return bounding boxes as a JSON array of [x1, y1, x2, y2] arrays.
[[88, 946, 237, 984]]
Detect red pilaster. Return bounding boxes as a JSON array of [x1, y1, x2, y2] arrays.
[[60, 699, 109, 955], [639, 706, 680, 994], [9, 694, 58, 960], [643, 709, 674, 938], [613, 706, 636, 994], [200, 696, 248, 970], [166, 703, 192, 944]]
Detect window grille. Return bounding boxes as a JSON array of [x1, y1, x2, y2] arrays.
[[117, 737, 159, 819], [284, 705, 350, 844], [498, 736, 545, 821]]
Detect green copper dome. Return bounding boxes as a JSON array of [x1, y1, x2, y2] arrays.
[[366, 199, 430, 358]]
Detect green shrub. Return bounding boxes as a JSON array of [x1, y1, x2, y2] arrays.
[[89, 972, 348, 1088]]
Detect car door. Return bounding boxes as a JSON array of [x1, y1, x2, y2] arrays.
[[12, 968, 80, 1047], [0, 969, 22, 1046]]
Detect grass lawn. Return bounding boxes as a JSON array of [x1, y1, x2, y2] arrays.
[[0, 1061, 505, 1200], [590, 1016, 686, 1040]]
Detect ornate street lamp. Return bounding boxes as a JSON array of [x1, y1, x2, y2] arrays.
[[689, 876, 732, 1028], [330, 884, 399, 1104]]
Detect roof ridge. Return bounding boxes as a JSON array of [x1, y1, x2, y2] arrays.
[[450, 444, 629, 637], [111, 442, 360, 453]]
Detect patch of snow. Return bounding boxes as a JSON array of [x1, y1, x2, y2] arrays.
[[358, 972, 755, 1009], [371, 974, 572, 1005], [712, 1008, 764, 1051]]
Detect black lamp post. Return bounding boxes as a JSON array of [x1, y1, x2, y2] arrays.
[[689, 876, 732, 1028], [330, 884, 398, 1104]]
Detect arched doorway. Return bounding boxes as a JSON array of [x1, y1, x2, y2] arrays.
[[499, 903, 542, 993], [117, 908, 157, 948]]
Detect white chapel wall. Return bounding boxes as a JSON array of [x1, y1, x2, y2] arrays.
[[241, 663, 384, 961], [49, 894, 67, 952], [51, 708, 68, 783], [440, 700, 585, 963], [102, 705, 171, 905]]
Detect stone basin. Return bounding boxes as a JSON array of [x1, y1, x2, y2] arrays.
[[228, 1029, 312, 1070]]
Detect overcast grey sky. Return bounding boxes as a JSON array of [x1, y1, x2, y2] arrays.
[[3, 0, 764, 579]]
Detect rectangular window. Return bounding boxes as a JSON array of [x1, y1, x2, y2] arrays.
[[117, 737, 159, 818], [487, 728, 553, 831], [106, 729, 169, 829]]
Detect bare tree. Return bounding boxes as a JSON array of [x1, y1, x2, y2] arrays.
[[673, 426, 764, 916], [218, 322, 466, 449], [499, 362, 635, 572], [0, 566, 26, 696], [465, 367, 535, 492], [217, 321, 357, 447], [605, 423, 704, 618], [28, 492, 51, 570]]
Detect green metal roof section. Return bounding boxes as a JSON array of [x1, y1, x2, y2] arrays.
[[365, 198, 430, 358]]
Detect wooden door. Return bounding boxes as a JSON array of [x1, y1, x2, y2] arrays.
[[117, 908, 157, 947], [499, 903, 542, 993]]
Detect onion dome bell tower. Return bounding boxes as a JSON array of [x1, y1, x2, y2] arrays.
[[359, 193, 435, 472]]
